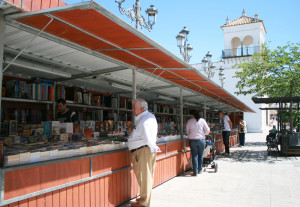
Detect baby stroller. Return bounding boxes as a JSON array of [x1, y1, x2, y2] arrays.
[[202, 134, 218, 173]]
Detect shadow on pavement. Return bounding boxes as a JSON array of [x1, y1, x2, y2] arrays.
[[216, 141, 298, 164]]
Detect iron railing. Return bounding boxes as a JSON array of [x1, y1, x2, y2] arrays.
[[222, 46, 261, 58]]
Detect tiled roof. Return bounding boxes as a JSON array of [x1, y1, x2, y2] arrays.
[[221, 16, 263, 28]]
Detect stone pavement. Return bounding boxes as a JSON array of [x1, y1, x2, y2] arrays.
[[120, 133, 300, 207]]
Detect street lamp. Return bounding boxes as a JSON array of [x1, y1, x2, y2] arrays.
[[115, 0, 158, 31], [219, 66, 226, 87], [176, 26, 193, 63], [201, 51, 215, 79]]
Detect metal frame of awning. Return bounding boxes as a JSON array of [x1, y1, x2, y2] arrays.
[[4, 1, 254, 112]]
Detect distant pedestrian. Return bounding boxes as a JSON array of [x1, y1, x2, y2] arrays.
[[186, 110, 210, 176], [238, 116, 247, 147], [218, 110, 232, 155]]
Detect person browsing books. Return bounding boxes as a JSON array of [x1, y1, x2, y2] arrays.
[[56, 98, 78, 123], [127, 98, 160, 207], [218, 110, 232, 156], [186, 109, 210, 176]]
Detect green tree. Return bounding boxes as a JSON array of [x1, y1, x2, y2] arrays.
[[234, 42, 300, 131], [234, 42, 300, 97]]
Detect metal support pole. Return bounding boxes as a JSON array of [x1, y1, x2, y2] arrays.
[[0, 11, 6, 127], [132, 69, 136, 126], [204, 97, 206, 120], [233, 111, 236, 128], [180, 88, 183, 139], [52, 81, 56, 120]]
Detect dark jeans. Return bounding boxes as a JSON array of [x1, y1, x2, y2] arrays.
[[189, 139, 206, 174], [239, 133, 245, 146], [222, 131, 230, 154]]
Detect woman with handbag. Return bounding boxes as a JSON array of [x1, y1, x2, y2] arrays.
[[238, 116, 247, 147]]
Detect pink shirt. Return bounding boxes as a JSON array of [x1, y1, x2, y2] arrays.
[[186, 118, 210, 140]]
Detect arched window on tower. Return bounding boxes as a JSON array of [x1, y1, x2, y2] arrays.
[[243, 36, 254, 56], [231, 37, 241, 57]]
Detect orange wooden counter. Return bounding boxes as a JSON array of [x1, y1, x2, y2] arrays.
[[214, 130, 239, 154], [0, 132, 238, 207], [0, 140, 192, 207]]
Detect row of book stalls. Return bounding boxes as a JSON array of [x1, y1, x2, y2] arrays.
[[0, 78, 241, 206], [1, 77, 241, 167], [0, 1, 252, 206]]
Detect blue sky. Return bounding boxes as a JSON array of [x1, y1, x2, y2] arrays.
[[64, 0, 300, 64]]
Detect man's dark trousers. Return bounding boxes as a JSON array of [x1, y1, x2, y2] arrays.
[[222, 131, 230, 154]]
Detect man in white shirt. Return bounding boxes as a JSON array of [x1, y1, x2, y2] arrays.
[[128, 99, 160, 207], [218, 110, 232, 156]]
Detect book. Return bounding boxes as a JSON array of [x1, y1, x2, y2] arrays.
[[74, 88, 83, 104], [84, 128, 93, 138], [120, 98, 126, 109], [60, 133, 69, 141], [9, 120, 17, 136], [18, 81, 28, 99], [85, 120, 95, 133], [52, 121, 60, 135], [5, 80, 18, 98], [65, 122, 73, 134], [83, 92, 92, 105], [95, 121, 101, 132], [111, 96, 118, 108], [93, 94, 101, 106], [79, 120, 85, 133], [43, 121, 51, 135]]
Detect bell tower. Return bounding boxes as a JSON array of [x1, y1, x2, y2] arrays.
[[221, 9, 266, 61]]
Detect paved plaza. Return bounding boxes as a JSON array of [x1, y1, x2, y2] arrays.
[[120, 133, 300, 207]]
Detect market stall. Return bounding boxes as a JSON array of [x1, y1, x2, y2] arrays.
[[253, 97, 300, 155]]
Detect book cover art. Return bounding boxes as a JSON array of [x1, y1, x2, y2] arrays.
[[95, 121, 101, 132], [43, 121, 51, 135], [85, 120, 95, 133], [60, 133, 69, 141], [80, 120, 85, 134], [18, 81, 28, 99], [120, 98, 126, 109], [93, 95, 101, 107], [52, 121, 60, 135], [9, 120, 17, 136], [65, 122, 73, 134], [84, 128, 93, 138]]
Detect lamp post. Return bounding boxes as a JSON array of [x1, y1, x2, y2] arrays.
[[115, 0, 158, 31], [201, 51, 215, 79], [219, 66, 226, 87], [176, 27, 193, 63]]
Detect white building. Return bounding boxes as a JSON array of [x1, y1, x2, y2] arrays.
[[193, 9, 269, 133]]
